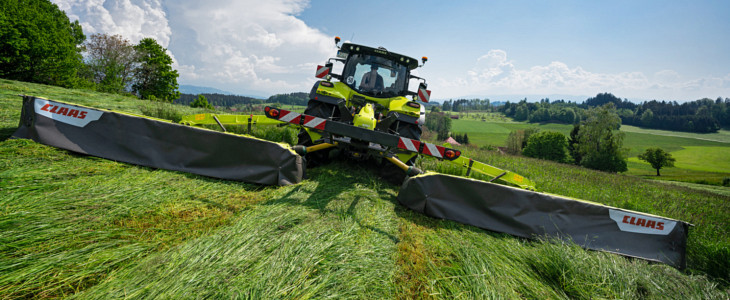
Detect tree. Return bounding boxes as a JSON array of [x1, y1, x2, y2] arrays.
[[567, 124, 581, 164], [641, 109, 654, 127], [82, 33, 137, 93], [133, 38, 180, 101], [514, 105, 529, 121], [638, 148, 676, 176], [0, 0, 85, 87], [522, 131, 568, 162], [576, 103, 628, 172], [191, 94, 213, 109], [505, 128, 539, 155]]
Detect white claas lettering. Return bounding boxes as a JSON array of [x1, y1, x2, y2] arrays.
[[41, 103, 88, 119]]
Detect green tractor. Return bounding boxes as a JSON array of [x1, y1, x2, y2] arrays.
[[298, 37, 432, 179]]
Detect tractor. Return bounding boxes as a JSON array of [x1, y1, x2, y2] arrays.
[[294, 37, 431, 181]]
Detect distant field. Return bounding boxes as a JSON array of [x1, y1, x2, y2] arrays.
[[622, 125, 730, 144], [450, 116, 730, 185]]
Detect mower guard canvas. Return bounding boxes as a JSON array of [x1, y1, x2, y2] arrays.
[[12, 96, 304, 186], [398, 173, 690, 268]]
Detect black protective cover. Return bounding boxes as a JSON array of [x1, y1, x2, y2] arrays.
[[13, 96, 304, 186], [398, 173, 689, 268]]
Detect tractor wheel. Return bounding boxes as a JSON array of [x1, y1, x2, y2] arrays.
[[297, 100, 338, 167], [379, 121, 422, 184]]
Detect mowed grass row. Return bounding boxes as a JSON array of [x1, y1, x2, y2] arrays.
[[73, 163, 401, 299], [0, 80, 728, 297]]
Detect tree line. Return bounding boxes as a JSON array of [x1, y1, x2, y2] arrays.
[[266, 93, 309, 106], [497, 93, 728, 133], [441, 99, 495, 112], [0, 0, 179, 101], [175, 93, 264, 107]]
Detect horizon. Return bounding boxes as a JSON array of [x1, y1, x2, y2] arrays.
[[179, 84, 726, 105]]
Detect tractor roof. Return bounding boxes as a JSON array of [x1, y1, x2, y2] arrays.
[[339, 43, 419, 70]]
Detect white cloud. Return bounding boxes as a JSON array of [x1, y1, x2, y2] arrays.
[[53, 0, 171, 46], [436, 50, 730, 101], [52, 0, 334, 95], [162, 0, 333, 94]]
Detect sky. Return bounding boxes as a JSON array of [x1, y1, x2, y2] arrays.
[[52, 0, 730, 102]]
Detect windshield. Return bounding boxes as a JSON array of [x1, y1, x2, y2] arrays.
[[342, 54, 408, 97]]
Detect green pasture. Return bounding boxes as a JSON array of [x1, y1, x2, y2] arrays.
[[450, 117, 730, 185]]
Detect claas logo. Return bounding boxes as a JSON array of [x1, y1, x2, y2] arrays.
[[621, 215, 665, 230], [40, 103, 89, 119]]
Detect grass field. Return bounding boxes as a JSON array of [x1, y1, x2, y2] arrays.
[[1, 80, 729, 298], [451, 117, 730, 186]]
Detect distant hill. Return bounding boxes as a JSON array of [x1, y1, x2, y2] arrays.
[[266, 92, 309, 106], [178, 85, 234, 96]]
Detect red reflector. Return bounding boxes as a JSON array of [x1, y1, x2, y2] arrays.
[[406, 102, 420, 108], [264, 107, 270, 113], [270, 109, 280, 117], [320, 81, 333, 87]]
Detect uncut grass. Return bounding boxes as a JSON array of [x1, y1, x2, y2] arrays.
[[75, 163, 400, 298], [0, 139, 266, 298]]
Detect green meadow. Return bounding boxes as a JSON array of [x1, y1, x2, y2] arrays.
[[451, 117, 730, 186], [1, 80, 728, 298]]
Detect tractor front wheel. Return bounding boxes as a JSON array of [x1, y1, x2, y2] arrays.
[[379, 121, 421, 184], [297, 100, 338, 167]]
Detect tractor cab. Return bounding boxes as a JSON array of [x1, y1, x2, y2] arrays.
[[317, 39, 430, 102], [339, 44, 413, 98]]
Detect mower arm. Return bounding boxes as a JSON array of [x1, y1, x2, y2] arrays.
[[180, 113, 281, 127], [259, 107, 536, 190]]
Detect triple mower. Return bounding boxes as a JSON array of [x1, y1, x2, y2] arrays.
[[181, 37, 533, 189], [12, 37, 690, 268]]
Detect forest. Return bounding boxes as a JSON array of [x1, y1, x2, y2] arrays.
[[496, 93, 729, 133]]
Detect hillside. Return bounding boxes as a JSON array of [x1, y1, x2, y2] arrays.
[[1, 79, 728, 298], [450, 116, 730, 186]]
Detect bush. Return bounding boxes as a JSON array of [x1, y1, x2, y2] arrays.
[[522, 131, 568, 162], [190, 94, 214, 110], [140, 101, 184, 123]]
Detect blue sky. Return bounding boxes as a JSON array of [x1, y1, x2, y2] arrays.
[[54, 0, 730, 102]]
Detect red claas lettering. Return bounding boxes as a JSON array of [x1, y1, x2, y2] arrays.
[[41, 104, 89, 119], [622, 215, 664, 230]]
